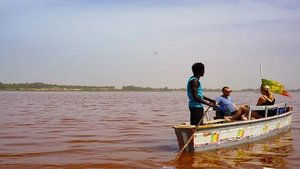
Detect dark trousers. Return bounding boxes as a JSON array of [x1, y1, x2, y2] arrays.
[[189, 107, 204, 125]]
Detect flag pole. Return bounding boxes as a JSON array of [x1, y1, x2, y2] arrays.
[[259, 63, 263, 83]]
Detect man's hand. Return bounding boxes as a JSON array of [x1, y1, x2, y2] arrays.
[[211, 100, 216, 105], [208, 102, 215, 107]]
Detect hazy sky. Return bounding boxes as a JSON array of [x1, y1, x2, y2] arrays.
[[1, 0, 300, 89]]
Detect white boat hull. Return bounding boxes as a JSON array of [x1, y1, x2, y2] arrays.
[[173, 110, 293, 152]]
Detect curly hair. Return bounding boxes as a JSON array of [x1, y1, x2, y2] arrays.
[[191, 62, 205, 76]]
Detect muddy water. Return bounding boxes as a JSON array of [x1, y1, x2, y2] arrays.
[[0, 91, 299, 168]]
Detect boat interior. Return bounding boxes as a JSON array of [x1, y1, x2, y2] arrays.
[[176, 103, 293, 128], [203, 102, 292, 125]]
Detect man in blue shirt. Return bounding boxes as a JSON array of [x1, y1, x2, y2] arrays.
[[216, 86, 249, 121], [187, 62, 215, 125]]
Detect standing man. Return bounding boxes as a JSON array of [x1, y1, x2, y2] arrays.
[[187, 62, 215, 125]]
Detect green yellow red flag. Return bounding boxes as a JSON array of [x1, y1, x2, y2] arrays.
[[261, 78, 291, 97]]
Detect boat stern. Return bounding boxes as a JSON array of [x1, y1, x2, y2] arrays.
[[173, 124, 195, 152]]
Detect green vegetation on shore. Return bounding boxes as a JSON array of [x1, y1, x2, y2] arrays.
[[0, 82, 182, 92], [0, 82, 299, 92], [0, 82, 115, 91]]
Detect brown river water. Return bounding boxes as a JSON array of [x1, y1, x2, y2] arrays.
[[0, 91, 299, 169]]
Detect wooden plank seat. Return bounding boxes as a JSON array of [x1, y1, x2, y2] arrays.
[[203, 118, 227, 124]]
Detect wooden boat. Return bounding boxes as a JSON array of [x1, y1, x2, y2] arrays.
[[173, 103, 293, 152]]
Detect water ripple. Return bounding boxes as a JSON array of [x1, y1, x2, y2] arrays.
[[0, 91, 299, 168]]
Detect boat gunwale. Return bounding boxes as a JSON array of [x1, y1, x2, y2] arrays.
[[172, 110, 293, 129]]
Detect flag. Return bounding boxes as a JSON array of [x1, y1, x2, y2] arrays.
[[262, 78, 291, 97]]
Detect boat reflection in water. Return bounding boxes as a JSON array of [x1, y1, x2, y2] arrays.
[[175, 130, 294, 168]]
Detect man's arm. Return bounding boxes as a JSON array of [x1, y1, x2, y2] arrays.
[[203, 96, 216, 105], [233, 104, 238, 110], [190, 80, 214, 106]]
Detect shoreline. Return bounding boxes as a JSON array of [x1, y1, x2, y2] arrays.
[[2, 90, 299, 93], [1, 82, 299, 92]]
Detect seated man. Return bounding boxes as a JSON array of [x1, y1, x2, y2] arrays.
[[216, 86, 249, 121]]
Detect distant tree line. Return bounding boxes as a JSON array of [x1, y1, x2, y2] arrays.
[[0, 82, 299, 92], [122, 85, 170, 91], [0, 82, 185, 92], [0, 82, 115, 91]]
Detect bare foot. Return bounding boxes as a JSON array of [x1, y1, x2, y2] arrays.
[[241, 115, 247, 121], [224, 116, 232, 122]]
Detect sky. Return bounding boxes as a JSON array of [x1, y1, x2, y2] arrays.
[[0, 0, 300, 89]]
